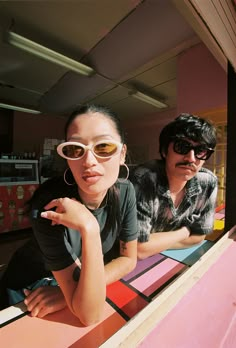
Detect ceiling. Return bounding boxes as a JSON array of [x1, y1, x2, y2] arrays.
[[0, 0, 233, 122]]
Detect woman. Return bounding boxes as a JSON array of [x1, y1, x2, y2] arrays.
[[1, 104, 138, 325]]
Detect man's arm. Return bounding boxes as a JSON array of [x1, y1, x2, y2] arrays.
[[137, 227, 206, 259], [137, 227, 193, 259]]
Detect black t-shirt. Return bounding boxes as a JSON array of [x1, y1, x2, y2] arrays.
[[3, 176, 138, 289]]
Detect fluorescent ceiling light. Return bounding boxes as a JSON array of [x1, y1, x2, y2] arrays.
[[0, 103, 41, 114], [130, 90, 168, 109], [7, 31, 95, 77]]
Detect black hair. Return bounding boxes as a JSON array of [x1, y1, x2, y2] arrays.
[[64, 104, 126, 239], [64, 104, 125, 143], [159, 113, 217, 160]]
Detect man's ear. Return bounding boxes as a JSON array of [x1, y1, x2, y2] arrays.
[[161, 151, 166, 158]]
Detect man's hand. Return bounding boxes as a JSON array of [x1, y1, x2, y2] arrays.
[[24, 286, 67, 318]]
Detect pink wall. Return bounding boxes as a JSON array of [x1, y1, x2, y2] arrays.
[[177, 43, 227, 114], [124, 108, 176, 162], [13, 112, 66, 156], [125, 43, 227, 163]]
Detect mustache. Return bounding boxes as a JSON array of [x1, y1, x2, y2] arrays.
[[176, 161, 197, 170]]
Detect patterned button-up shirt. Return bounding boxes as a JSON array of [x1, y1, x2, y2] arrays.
[[130, 160, 218, 242]]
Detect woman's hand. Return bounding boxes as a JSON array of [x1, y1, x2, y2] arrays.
[[41, 197, 99, 233], [24, 286, 67, 318], [40, 197, 105, 325]]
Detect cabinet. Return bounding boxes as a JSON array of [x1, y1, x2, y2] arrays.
[[0, 160, 39, 233]]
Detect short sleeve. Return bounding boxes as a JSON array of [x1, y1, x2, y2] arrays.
[[188, 175, 218, 235], [130, 169, 155, 243], [31, 206, 77, 272], [118, 180, 138, 242]]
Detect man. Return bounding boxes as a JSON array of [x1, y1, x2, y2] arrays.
[[130, 113, 218, 260]]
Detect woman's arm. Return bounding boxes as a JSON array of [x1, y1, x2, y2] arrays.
[[104, 239, 137, 285], [103, 181, 138, 284], [41, 198, 106, 326]]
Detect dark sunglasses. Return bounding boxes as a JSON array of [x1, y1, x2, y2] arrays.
[[173, 139, 214, 160]]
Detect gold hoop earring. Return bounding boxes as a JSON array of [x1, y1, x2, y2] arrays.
[[64, 168, 76, 186], [118, 163, 129, 182]]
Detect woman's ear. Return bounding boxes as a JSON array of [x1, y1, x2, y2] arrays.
[[120, 144, 127, 164]]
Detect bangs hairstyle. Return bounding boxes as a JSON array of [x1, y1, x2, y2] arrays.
[[159, 113, 217, 159]]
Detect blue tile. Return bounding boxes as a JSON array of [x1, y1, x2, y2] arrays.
[[160, 240, 214, 266]]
